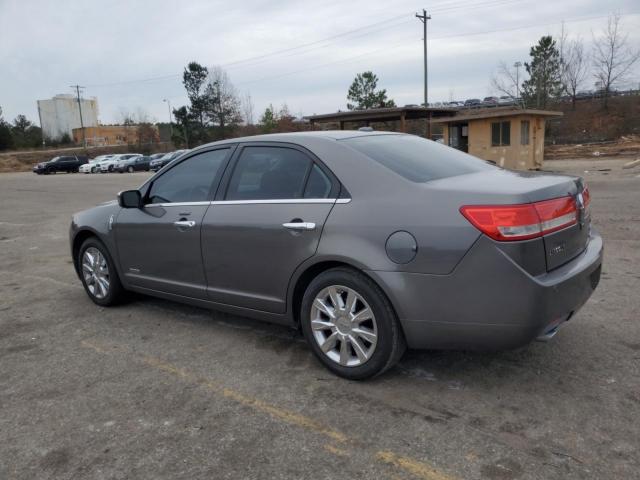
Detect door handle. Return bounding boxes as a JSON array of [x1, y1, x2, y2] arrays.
[[174, 220, 196, 228], [283, 222, 316, 231]]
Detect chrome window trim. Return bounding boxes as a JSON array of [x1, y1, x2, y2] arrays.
[[145, 201, 211, 208], [212, 199, 336, 205], [143, 198, 352, 208]]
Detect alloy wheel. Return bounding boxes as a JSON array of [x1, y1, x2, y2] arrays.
[[82, 247, 110, 299], [310, 285, 378, 367]]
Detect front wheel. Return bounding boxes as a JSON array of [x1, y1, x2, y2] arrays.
[[300, 268, 406, 380], [78, 237, 125, 306], [127, 166, 134, 173]]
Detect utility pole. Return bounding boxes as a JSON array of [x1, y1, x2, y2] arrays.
[[36, 101, 45, 148], [163, 98, 173, 139], [416, 9, 431, 108], [514, 61, 522, 102], [70, 85, 86, 149]]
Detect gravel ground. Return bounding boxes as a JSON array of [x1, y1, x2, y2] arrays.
[[1, 159, 638, 480]]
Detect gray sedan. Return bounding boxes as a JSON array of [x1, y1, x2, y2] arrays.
[[69, 131, 603, 379]]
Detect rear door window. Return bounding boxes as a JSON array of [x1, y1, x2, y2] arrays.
[[226, 146, 312, 200], [304, 164, 332, 198], [342, 134, 494, 182]]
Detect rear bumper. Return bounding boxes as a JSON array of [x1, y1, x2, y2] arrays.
[[368, 230, 603, 350]]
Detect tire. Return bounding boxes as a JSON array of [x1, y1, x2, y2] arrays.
[[127, 166, 134, 173], [300, 267, 406, 380], [91, 167, 96, 173], [78, 237, 125, 306]]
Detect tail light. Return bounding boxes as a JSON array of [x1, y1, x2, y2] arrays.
[[582, 186, 591, 207], [460, 195, 578, 241]]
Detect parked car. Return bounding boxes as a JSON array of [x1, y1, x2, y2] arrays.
[[70, 131, 603, 380], [80, 155, 113, 174], [482, 96, 499, 105], [464, 98, 482, 107], [95, 155, 121, 173], [149, 150, 188, 171], [116, 156, 151, 173], [33, 155, 87, 174], [498, 96, 516, 106], [100, 154, 141, 173]]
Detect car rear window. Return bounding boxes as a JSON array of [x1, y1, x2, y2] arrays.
[[341, 134, 495, 182]]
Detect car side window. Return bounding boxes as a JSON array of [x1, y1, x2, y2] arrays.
[[304, 164, 332, 198], [226, 146, 312, 200], [148, 149, 229, 204]]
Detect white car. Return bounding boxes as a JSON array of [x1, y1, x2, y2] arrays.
[[98, 154, 141, 173], [80, 155, 112, 173]]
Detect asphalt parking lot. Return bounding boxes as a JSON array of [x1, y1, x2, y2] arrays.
[[1, 160, 639, 480]]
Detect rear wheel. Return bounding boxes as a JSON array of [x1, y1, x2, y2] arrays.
[[78, 237, 124, 306], [127, 166, 134, 173], [300, 268, 405, 380]]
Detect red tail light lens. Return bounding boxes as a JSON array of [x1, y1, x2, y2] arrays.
[[582, 186, 591, 207], [460, 196, 578, 241]]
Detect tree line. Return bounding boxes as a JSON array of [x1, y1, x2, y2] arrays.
[[491, 13, 639, 109], [0, 109, 51, 150], [169, 62, 313, 148]]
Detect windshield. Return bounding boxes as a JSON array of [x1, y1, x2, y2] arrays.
[[341, 134, 495, 183]]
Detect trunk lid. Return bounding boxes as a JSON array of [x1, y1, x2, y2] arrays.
[[431, 169, 590, 272]]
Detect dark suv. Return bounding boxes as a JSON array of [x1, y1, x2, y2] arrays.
[[33, 156, 88, 174]]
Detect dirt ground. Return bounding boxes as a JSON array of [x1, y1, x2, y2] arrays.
[[0, 158, 639, 479], [545, 135, 640, 160]]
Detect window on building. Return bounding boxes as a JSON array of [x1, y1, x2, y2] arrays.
[[491, 121, 511, 146], [520, 120, 530, 145]]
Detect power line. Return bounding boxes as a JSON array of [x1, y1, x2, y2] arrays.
[[85, 10, 639, 98], [234, 11, 636, 86], [83, 0, 528, 88], [84, 12, 413, 88]]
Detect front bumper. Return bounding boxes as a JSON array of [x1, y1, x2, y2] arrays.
[[368, 231, 603, 350]]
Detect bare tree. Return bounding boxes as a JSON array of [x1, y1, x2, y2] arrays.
[[562, 38, 590, 109], [118, 107, 134, 126], [490, 61, 524, 106], [205, 66, 242, 139], [592, 13, 640, 108], [241, 92, 255, 126], [134, 107, 151, 124]]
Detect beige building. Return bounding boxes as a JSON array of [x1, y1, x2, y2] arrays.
[[72, 124, 159, 147], [307, 106, 562, 170], [432, 109, 562, 170]]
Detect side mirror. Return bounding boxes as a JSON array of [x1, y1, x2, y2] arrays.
[[118, 190, 142, 208]]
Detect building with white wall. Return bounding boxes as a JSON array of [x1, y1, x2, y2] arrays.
[[37, 94, 99, 140]]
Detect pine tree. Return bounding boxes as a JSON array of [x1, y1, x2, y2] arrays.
[[521, 36, 562, 109], [346, 72, 396, 110]]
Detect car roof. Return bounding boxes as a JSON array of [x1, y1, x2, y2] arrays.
[[197, 130, 401, 149]]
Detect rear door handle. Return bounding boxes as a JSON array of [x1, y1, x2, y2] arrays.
[[174, 220, 196, 228], [283, 222, 316, 231]]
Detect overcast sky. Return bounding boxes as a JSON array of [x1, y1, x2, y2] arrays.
[[1, 0, 639, 125]]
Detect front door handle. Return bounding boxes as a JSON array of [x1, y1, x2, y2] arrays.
[[174, 220, 196, 228], [283, 222, 316, 231]]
